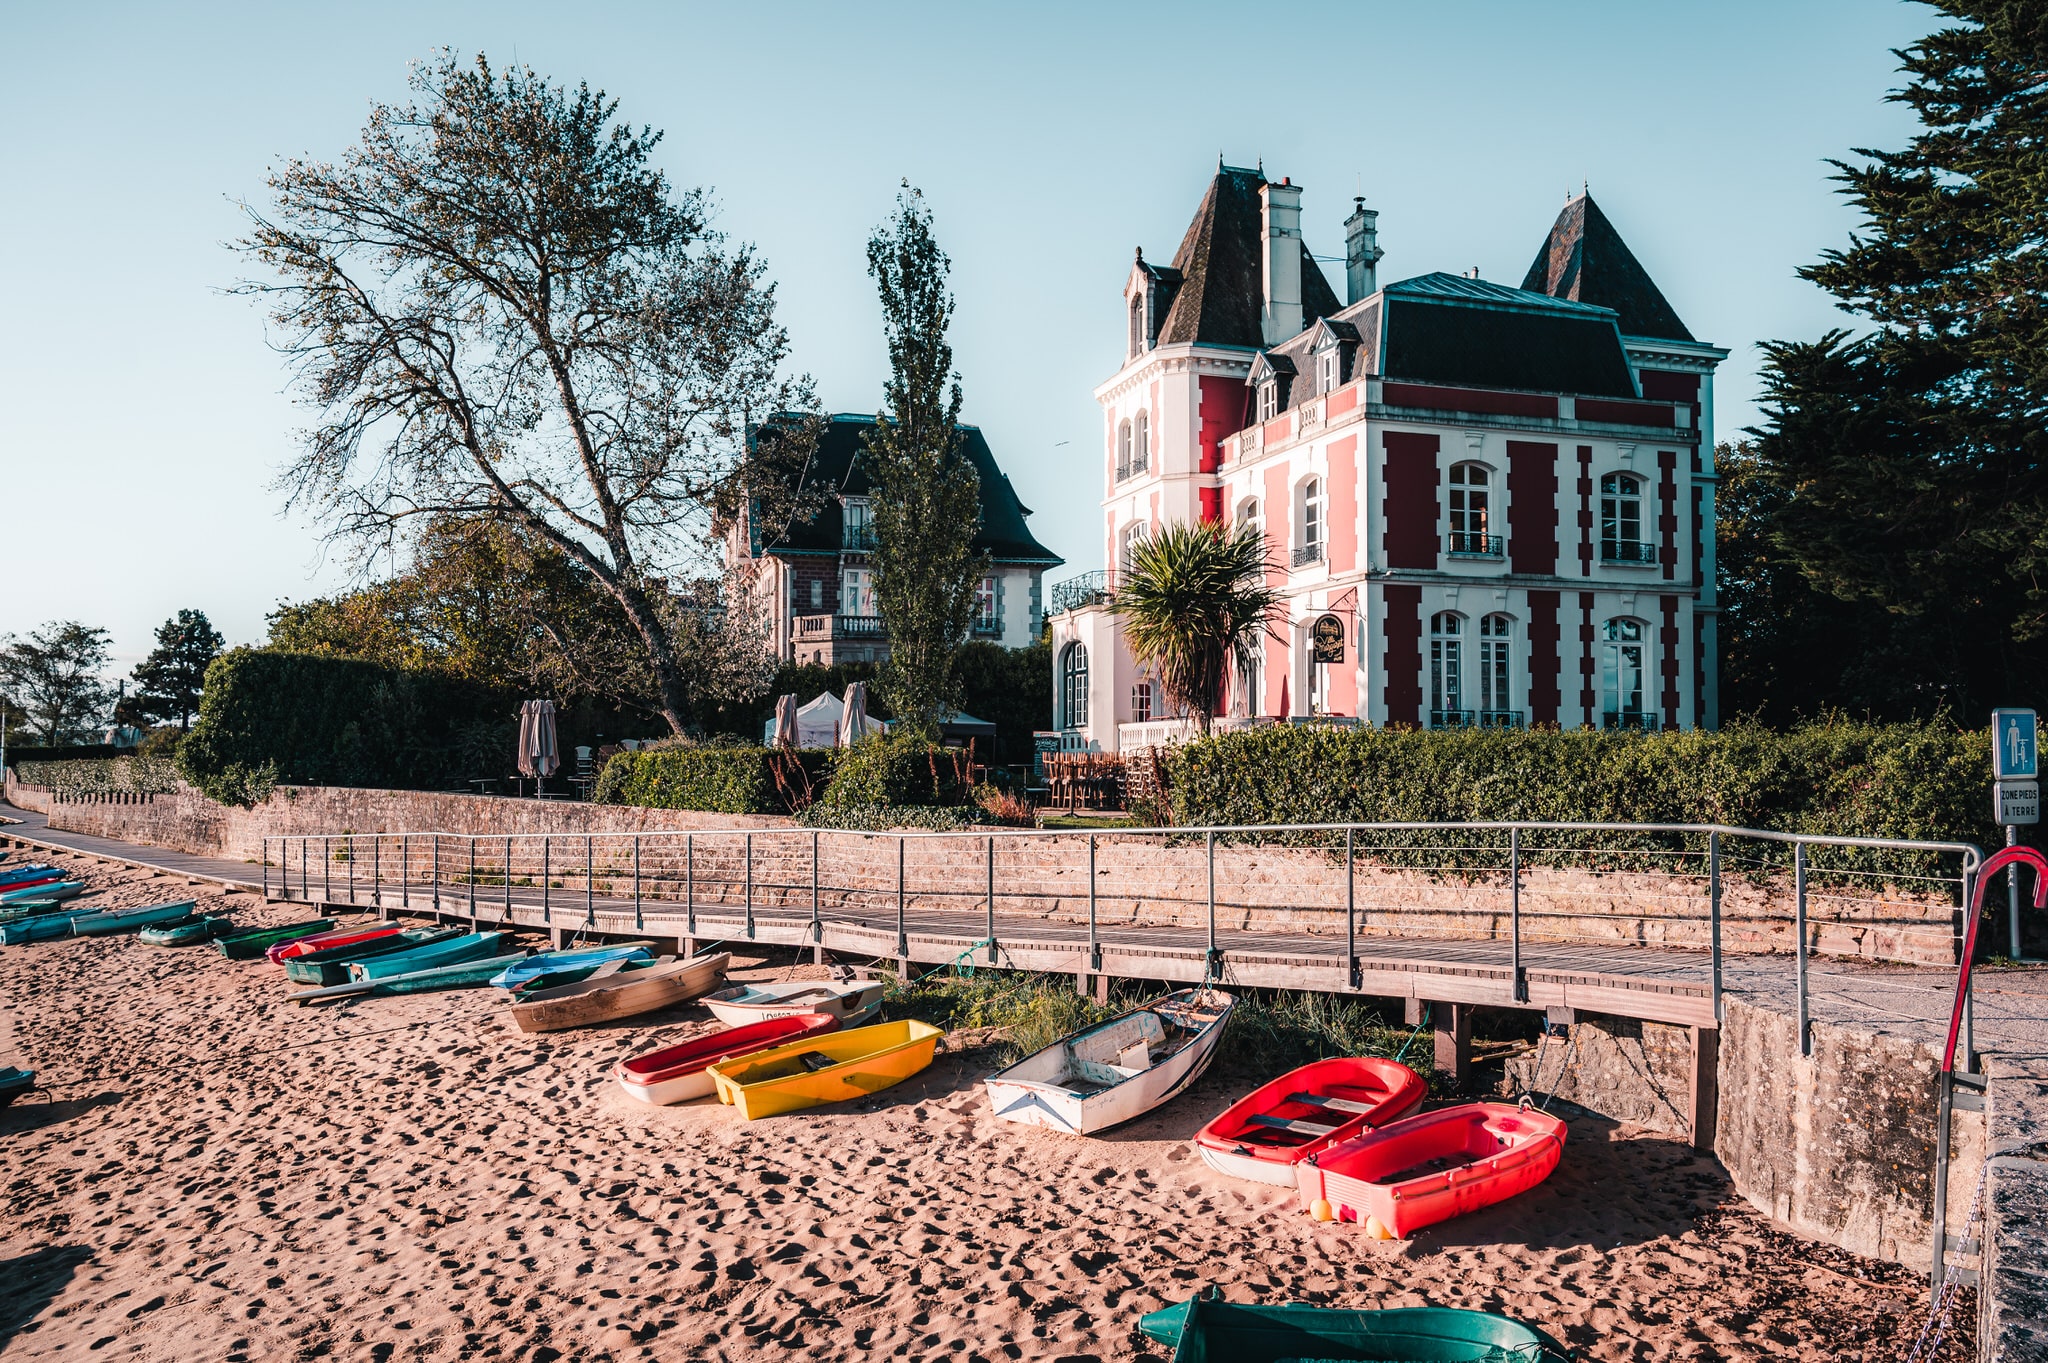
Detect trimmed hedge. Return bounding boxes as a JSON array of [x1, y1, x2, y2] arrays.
[[178, 648, 516, 805], [1159, 719, 2000, 879], [811, 733, 972, 811], [592, 745, 831, 814], [14, 757, 181, 796]]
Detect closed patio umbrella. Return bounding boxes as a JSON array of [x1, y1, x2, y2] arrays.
[[840, 681, 871, 747], [771, 694, 799, 750], [517, 700, 560, 796]]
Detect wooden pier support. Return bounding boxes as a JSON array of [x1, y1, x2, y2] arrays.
[[1433, 1001, 1473, 1091], [1687, 1024, 1719, 1152]]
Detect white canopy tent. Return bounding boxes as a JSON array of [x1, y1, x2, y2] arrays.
[[762, 692, 885, 749]]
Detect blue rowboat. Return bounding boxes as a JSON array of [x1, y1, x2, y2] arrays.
[[0, 863, 58, 886], [0, 879, 82, 906], [0, 911, 81, 945], [347, 930, 512, 982], [289, 950, 531, 1004], [1139, 1292, 1572, 1363], [71, 901, 199, 937], [491, 943, 653, 990]]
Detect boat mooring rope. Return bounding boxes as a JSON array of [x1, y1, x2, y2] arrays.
[[1516, 1017, 1579, 1112]]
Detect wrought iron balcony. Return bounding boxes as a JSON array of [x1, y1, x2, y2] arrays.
[[971, 617, 1002, 637], [1291, 542, 1324, 568], [1429, 708, 1476, 729], [795, 613, 885, 640], [1478, 709, 1525, 730], [1600, 539, 1659, 565], [1448, 532, 1504, 558], [1603, 709, 1659, 732], [1114, 462, 1130, 483], [841, 525, 876, 552], [1049, 570, 1114, 615]]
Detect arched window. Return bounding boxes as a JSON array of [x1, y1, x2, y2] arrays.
[[1133, 410, 1149, 475], [1119, 520, 1148, 574], [1129, 296, 1144, 359], [1601, 617, 1647, 728], [1237, 497, 1261, 535], [1600, 473, 1647, 562], [1060, 643, 1090, 728], [1116, 421, 1133, 481], [1479, 613, 1514, 724], [1449, 463, 1493, 555], [1130, 679, 1153, 723], [1295, 477, 1323, 566], [1430, 612, 1466, 726]]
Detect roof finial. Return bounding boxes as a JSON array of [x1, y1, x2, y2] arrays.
[[1218, 150, 1224, 171], [1134, 245, 1144, 261], [1583, 178, 1589, 198], [1257, 155, 1263, 176]]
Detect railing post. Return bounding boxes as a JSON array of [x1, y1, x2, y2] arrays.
[[1206, 830, 1218, 976], [372, 836, 381, 919], [401, 834, 409, 909], [1962, 859, 1977, 1068], [744, 832, 755, 939], [1708, 831, 1723, 1025], [346, 834, 354, 904], [986, 835, 997, 964], [261, 838, 270, 902], [1795, 841, 1810, 1057], [504, 835, 513, 922], [467, 840, 476, 923], [300, 838, 307, 900], [1510, 827, 1523, 1003], [323, 836, 332, 903], [1345, 827, 1357, 990], [432, 837, 440, 913], [686, 833, 696, 937], [633, 835, 642, 931], [812, 831, 822, 944], [1088, 833, 1100, 973], [585, 835, 594, 927], [896, 836, 908, 959]]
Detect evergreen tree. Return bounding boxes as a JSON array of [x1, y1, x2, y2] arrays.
[[1749, 3, 2048, 716], [127, 609, 225, 731], [862, 185, 984, 732]]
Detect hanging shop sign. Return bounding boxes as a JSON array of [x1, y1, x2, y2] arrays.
[[1311, 614, 1346, 665]]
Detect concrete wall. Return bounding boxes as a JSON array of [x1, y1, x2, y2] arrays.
[[1982, 1055, 2048, 1361], [1504, 1014, 1696, 1140]]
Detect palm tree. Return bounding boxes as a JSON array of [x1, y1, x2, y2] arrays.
[[1112, 520, 1280, 735]]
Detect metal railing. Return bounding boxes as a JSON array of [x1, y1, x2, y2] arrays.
[[1448, 531, 1504, 557], [1291, 542, 1324, 567], [259, 820, 1982, 1044], [1600, 539, 1659, 565], [1429, 708, 1476, 729], [1603, 709, 1660, 732], [841, 525, 876, 551], [1048, 570, 1115, 615], [1477, 709, 1524, 729]]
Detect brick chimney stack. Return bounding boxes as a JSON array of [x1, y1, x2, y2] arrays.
[[1260, 177, 1304, 345], [1344, 197, 1383, 305]]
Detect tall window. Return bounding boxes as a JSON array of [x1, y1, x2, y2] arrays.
[[1297, 478, 1322, 563], [1318, 348, 1339, 394], [1449, 463, 1491, 554], [1133, 410, 1149, 475], [1479, 613, 1513, 717], [1129, 296, 1144, 358], [1430, 612, 1465, 724], [1117, 421, 1133, 480], [973, 575, 999, 633], [841, 567, 874, 616], [1600, 473, 1644, 559], [1120, 520, 1148, 574], [1060, 643, 1090, 728], [1130, 680, 1153, 723], [1602, 617, 1646, 725], [809, 579, 824, 609], [1237, 497, 1261, 536], [842, 496, 873, 549], [1257, 380, 1279, 422]]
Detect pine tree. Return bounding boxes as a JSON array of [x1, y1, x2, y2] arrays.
[[128, 609, 225, 731], [1750, 3, 2048, 716], [862, 185, 985, 732]]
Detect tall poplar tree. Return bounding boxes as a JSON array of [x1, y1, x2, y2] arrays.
[[862, 185, 984, 731], [1747, 2, 2048, 716]]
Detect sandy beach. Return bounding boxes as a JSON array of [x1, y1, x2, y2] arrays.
[[0, 846, 1965, 1361]]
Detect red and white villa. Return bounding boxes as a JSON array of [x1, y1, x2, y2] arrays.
[[1048, 164, 1727, 751]]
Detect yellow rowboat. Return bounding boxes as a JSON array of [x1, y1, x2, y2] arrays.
[[708, 1019, 942, 1119]]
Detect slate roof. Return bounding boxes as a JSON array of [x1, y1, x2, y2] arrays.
[[754, 415, 1063, 565], [1151, 166, 1343, 348], [1520, 193, 1692, 342]]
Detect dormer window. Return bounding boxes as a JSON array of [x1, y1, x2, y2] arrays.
[[1257, 381, 1279, 422], [1318, 349, 1339, 394]]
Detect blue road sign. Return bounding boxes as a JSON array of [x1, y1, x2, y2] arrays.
[[1993, 708, 2038, 781]]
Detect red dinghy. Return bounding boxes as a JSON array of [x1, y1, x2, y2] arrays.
[[268, 923, 403, 962], [1195, 1057, 1425, 1186], [614, 1013, 840, 1105], [1296, 1101, 1566, 1239]]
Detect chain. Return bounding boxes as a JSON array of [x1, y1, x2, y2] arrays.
[[1903, 1157, 1989, 1363]]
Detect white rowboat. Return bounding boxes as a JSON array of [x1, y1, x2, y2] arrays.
[[983, 989, 1234, 1136], [700, 978, 887, 1029]]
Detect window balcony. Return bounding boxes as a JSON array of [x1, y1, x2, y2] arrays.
[[1478, 709, 1524, 730], [841, 525, 877, 552], [796, 613, 885, 641], [1448, 532, 1504, 558], [970, 617, 1002, 638], [1049, 570, 1115, 616], [1600, 539, 1659, 566], [1429, 708, 1476, 729], [1291, 542, 1324, 568], [1603, 709, 1659, 732]]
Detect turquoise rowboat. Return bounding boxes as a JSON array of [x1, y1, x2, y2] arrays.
[[71, 901, 198, 938], [0, 863, 58, 886], [0, 1065, 34, 1108], [347, 930, 512, 983], [1139, 1292, 1572, 1363], [284, 927, 464, 986], [1, 881, 86, 907], [0, 911, 81, 946], [215, 918, 337, 960], [492, 943, 654, 990], [289, 950, 531, 1005], [139, 915, 235, 946]]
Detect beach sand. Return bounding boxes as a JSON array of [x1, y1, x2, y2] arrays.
[[0, 846, 1966, 1360]]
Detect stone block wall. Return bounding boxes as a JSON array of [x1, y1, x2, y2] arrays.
[[1981, 1055, 2048, 1362], [1503, 1015, 1696, 1139]]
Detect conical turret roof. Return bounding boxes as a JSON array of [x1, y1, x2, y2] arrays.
[[1521, 193, 1691, 342]]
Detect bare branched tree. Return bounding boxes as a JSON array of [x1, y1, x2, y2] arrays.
[[235, 51, 818, 733]]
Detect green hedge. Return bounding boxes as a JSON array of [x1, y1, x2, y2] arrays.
[[1159, 719, 1999, 879], [591, 745, 832, 814], [178, 649, 516, 805], [812, 733, 972, 810], [14, 757, 182, 796]]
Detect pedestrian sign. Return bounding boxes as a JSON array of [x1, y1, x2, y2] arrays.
[[1993, 708, 2038, 781]]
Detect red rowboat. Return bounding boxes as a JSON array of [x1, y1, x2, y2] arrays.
[[1296, 1101, 1566, 1239], [614, 1013, 840, 1105], [268, 923, 403, 962], [1194, 1056, 1426, 1186]]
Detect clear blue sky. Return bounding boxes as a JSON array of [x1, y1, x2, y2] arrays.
[[0, 1, 1931, 671]]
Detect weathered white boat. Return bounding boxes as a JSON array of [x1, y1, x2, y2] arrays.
[[983, 989, 1235, 1135], [509, 950, 731, 1034], [700, 977, 887, 1029]]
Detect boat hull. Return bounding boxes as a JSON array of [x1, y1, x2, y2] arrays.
[[3, 881, 86, 907], [0, 1066, 33, 1109], [510, 952, 730, 1034], [1193, 1056, 1426, 1186], [347, 931, 510, 982], [701, 979, 887, 1029], [710, 1019, 942, 1119], [215, 919, 336, 959], [490, 943, 656, 990], [614, 1013, 840, 1106], [1139, 1293, 1571, 1363], [284, 928, 463, 985], [140, 915, 234, 946], [0, 913, 79, 945], [71, 901, 198, 937], [1295, 1102, 1567, 1238], [269, 923, 401, 962], [290, 951, 532, 1005], [983, 990, 1234, 1136]]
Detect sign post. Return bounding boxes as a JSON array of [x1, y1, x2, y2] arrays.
[[1992, 708, 2040, 959]]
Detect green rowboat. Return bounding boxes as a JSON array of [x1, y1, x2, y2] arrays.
[[346, 930, 511, 983], [289, 950, 532, 1005], [0, 911, 81, 946], [139, 915, 235, 946], [284, 927, 464, 986], [215, 919, 338, 960], [1138, 1293, 1572, 1363]]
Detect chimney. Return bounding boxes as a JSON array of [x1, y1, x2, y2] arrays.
[[1344, 197, 1383, 305], [1260, 178, 1304, 345]]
